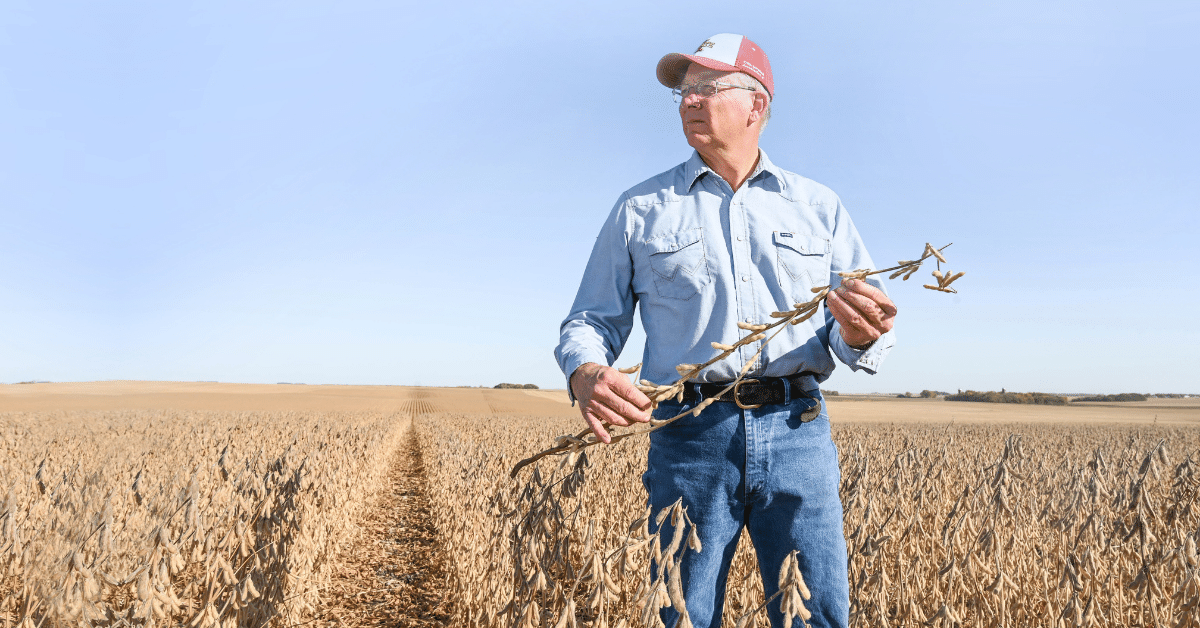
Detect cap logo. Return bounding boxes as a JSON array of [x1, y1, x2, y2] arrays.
[[695, 40, 715, 53]]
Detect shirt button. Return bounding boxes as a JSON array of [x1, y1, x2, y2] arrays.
[[736, 236, 744, 241], [741, 275, 749, 282]]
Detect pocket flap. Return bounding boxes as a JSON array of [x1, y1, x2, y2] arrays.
[[773, 232, 830, 256], [646, 228, 703, 255]]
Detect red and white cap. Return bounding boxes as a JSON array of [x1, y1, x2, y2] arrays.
[[656, 33, 774, 97]]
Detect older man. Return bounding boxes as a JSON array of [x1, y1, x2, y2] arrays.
[[554, 34, 896, 628]]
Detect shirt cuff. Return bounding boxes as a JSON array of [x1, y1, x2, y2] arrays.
[[831, 328, 895, 374], [560, 352, 606, 405]]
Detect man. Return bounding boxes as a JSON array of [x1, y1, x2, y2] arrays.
[[554, 34, 896, 628]]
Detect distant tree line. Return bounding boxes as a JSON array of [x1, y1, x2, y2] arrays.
[[1073, 393, 1149, 402], [885, 390, 1189, 405], [897, 390, 944, 399], [869, 389, 1189, 404], [495, 383, 539, 389], [945, 390, 1069, 405]]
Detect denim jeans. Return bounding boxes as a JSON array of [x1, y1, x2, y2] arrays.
[[642, 388, 849, 628]]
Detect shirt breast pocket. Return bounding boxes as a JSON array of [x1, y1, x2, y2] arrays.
[[774, 232, 831, 302], [645, 228, 711, 301]]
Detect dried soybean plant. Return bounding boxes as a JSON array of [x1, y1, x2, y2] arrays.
[[415, 412, 706, 628], [419, 413, 1200, 627], [834, 424, 1200, 628], [503, 450, 703, 628], [0, 409, 406, 628], [498, 242, 962, 628]]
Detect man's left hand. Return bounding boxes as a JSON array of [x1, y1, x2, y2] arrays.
[[827, 278, 897, 349]]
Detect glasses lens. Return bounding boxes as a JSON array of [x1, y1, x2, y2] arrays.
[[676, 81, 719, 102]]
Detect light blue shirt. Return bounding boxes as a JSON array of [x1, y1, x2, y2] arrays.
[[555, 150, 894, 395]]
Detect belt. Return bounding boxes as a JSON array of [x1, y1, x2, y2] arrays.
[[681, 372, 819, 409]]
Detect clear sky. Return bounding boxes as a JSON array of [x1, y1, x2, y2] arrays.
[[1, 1, 1196, 394]]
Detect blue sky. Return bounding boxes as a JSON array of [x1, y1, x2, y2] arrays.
[[1, 0, 1196, 394]]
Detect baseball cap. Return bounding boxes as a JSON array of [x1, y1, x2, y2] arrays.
[[656, 33, 774, 98]]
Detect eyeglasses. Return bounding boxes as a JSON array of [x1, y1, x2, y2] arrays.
[[672, 80, 756, 103]]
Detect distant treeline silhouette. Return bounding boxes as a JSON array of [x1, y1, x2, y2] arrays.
[[495, 383, 539, 389], [1073, 393, 1149, 402], [945, 390, 1068, 405], [897, 390, 946, 399]]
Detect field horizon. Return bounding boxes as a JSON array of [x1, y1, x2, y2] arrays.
[[3, 380, 1198, 424]]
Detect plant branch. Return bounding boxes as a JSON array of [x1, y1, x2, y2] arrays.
[[511, 241, 960, 477]]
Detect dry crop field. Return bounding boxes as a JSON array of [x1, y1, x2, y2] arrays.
[[3, 382, 1200, 627]]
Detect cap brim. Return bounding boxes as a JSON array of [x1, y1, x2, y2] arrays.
[[656, 53, 739, 89]]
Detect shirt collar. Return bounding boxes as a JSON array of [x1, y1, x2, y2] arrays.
[[685, 149, 782, 192], [684, 151, 710, 191], [753, 149, 782, 183]]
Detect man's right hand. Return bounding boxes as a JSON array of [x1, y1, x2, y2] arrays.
[[569, 362, 653, 444]]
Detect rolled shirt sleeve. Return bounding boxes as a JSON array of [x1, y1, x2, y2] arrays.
[[824, 199, 896, 374], [830, 328, 895, 374]]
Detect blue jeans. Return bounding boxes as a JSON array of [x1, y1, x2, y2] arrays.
[[642, 388, 848, 628]]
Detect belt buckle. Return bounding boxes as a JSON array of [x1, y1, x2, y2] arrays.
[[733, 379, 762, 409]]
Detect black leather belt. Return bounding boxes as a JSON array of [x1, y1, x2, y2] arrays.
[[681, 372, 819, 409]]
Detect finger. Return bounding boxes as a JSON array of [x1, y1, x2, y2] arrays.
[[826, 291, 855, 328], [609, 376, 653, 416], [834, 282, 896, 332], [599, 367, 652, 407], [834, 288, 887, 327], [828, 291, 876, 339], [582, 411, 611, 444], [595, 369, 651, 417], [841, 279, 898, 316], [591, 387, 645, 425], [594, 397, 635, 427]]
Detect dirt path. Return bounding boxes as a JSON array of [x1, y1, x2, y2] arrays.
[[311, 410, 451, 626]]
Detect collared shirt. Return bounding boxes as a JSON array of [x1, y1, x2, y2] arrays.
[[555, 149, 894, 395]]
